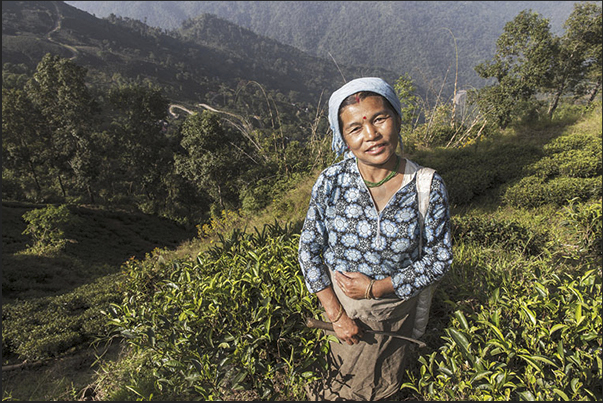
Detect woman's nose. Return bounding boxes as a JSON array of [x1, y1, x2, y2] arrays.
[[364, 123, 379, 139]]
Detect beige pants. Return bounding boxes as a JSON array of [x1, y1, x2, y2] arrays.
[[305, 270, 420, 401]]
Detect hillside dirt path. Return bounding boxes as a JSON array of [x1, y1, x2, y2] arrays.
[[46, 1, 79, 60]]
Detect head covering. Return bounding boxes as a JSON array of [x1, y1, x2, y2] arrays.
[[328, 77, 402, 158]]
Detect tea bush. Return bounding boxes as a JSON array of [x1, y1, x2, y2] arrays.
[[556, 198, 603, 257], [2, 273, 123, 361], [415, 141, 542, 206], [401, 268, 602, 400], [451, 214, 548, 256], [21, 204, 77, 254], [503, 128, 602, 209], [503, 176, 602, 208], [102, 221, 327, 400], [532, 149, 602, 179], [543, 131, 602, 155]]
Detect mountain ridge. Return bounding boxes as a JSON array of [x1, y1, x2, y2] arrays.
[[64, 1, 584, 97], [2, 1, 401, 108]]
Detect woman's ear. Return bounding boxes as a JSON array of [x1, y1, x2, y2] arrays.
[[396, 115, 402, 131]]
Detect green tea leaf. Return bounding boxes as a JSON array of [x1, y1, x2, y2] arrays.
[[447, 328, 474, 364], [454, 310, 469, 330], [550, 323, 566, 336], [520, 305, 537, 326], [553, 388, 570, 400]]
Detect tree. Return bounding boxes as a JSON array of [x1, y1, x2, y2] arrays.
[[107, 84, 171, 201], [474, 4, 602, 126], [474, 10, 556, 128], [394, 73, 422, 130], [549, 1, 602, 114], [2, 88, 50, 198], [175, 111, 245, 214], [24, 54, 101, 202]]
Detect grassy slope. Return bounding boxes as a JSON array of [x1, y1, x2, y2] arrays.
[[1, 203, 197, 400], [1, 202, 197, 304]]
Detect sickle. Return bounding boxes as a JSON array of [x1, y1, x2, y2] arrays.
[[305, 317, 426, 348]]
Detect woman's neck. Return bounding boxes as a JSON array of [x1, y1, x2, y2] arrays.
[[357, 153, 400, 185]]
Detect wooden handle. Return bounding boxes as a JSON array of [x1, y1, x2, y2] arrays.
[[305, 317, 334, 331], [306, 316, 427, 347]]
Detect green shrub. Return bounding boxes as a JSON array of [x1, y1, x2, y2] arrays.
[[543, 131, 602, 155], [443, 168, 498, 205], [415, 140, 542, 207], [21, 204, 76, 254], [1, 274, 123, 361], [531, 149, 602, 179], [402, 269, 602, 401], [451, 214, 548, 256], [503, 127, 602, 209], [504, 176, 602, 208], [528, 130, 602, 180], [103, 221, 327, 400], [241, 184, 273, 213], [556, 198, 603, 257]]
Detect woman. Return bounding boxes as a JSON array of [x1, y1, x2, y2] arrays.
[[298, 77, 452, 400]]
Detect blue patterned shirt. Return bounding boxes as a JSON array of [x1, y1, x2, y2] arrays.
[[298, 157, 452, 300]]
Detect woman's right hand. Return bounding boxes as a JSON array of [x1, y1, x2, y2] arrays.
[[315, 286, 363, 345], [333, 314, 363, 345]]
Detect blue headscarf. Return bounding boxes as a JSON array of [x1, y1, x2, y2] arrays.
[[328, 77, 402, 158]]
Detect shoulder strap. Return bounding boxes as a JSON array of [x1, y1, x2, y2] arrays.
[[416, 167, 435, 253], [412, 166, 436, 340]]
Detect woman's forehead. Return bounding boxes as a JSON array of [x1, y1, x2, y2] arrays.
[[341, 96, 389, 118]]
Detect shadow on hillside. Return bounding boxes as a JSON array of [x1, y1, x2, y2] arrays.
[[1, 253, 109, 301], [2, 202, 197, 303]]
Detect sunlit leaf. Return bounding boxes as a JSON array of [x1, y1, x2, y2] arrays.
[[454, 310, 469, 330], [550, 323, 566, 336], [553, 388, 570, 400]]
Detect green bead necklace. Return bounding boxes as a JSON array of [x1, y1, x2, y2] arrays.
[[361, 155, 400, 188]]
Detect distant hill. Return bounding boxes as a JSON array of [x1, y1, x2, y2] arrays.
[[64, 1, 584, 98], [2, 1, 400, 108]]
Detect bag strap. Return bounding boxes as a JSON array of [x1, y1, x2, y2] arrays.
[[416, 166, 435, 253], [412, 166, 436, 340]]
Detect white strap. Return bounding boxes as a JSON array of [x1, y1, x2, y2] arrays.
[[416, 166, 435, 253], [412, 165, 436, 340]]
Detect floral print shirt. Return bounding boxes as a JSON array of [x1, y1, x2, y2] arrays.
[[298, 157, 452, 300]]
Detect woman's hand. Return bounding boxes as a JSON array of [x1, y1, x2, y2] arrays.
[[315, 285, 364, 345], [333, 313, 363, 345], [335, 271, 371, 299]]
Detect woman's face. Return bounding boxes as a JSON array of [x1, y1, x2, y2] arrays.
[[339, 95, 401, 168]]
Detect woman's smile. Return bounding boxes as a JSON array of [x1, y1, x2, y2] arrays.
[[365, 143, 387, 154]]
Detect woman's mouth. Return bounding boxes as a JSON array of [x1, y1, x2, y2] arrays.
[[366, 144, 386, 154]]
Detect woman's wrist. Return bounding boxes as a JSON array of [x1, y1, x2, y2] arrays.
[[330, 304, 344, 323], [371, 277, 396, 299], [364, 279, 376, 299]]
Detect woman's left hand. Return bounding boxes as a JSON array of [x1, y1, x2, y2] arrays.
[[335, 271, 371, 300]]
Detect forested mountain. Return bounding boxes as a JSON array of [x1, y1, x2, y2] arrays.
[[64, 1, 583, 98], [5, 1, 403, 223], [2, 0, 398, 107], [3, 0, 600, 221]]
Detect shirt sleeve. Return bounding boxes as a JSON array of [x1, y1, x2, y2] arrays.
[[298, 177, 332, 294], [390, 173, 453, 299]]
